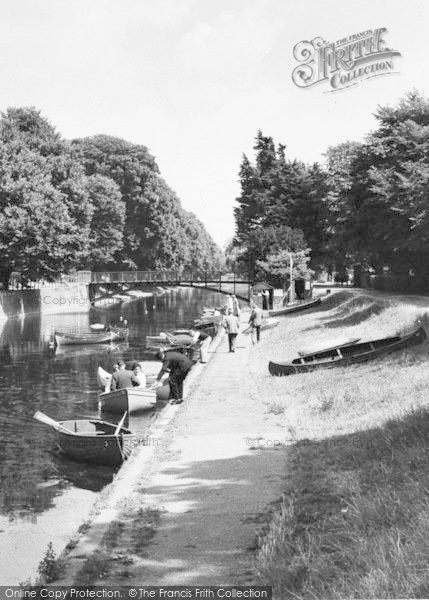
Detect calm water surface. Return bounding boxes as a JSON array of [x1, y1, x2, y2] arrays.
[[0, 287, 225, 584]]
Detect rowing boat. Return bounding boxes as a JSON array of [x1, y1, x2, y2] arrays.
[[268, 326, 426, 376], [34, 412, 137, 466], [99, 387, 157, 414], [145, 330, 194, 347], [55, 327, 129, 346], [268, 297, 322, 316], [96, 362, 161, 390], [242, 318, 280, 335], [97, 365, 170, 402]]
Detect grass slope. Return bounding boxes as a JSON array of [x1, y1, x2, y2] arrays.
[[246, 291, 429, 599]]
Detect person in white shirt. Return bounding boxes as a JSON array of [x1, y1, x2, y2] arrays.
[[223, 308, 240, 352]]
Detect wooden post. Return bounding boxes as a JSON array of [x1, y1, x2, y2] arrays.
[[233, 271, 236, 295], [289, 252, 294, 304], [219, 272, 222, 292]]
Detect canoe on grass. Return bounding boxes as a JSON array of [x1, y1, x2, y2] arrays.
[[268, 326, 426, 376], [55, 327, 129, 346], [297, 336, 361, 357], [268, 297, 322, 316], [242, 318, 280, 335], [99, 388, 157, 414]]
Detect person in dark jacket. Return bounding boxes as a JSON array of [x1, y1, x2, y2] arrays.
[[154, 349, 193, 404], [249, 301, 263, 344], [110, 360, 134, 391]]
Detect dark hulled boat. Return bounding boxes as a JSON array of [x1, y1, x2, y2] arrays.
[[268, 326, 426, 376], [268, 297, 322, 316]]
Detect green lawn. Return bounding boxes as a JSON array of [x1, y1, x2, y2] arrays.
[[245, 291, 429, 599]]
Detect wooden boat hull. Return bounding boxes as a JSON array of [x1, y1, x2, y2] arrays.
[[269, 326, 426, 376], [55, 327, 128, 346], [99, 388, 156, 414], [297, 337, 361, 357], [268, 297, 322, 316], [97, 365, 169, 401], [57, 419, 137, 466], [242, 318, 280, 335]]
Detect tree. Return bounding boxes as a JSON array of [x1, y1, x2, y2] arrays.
[[257, 248, 313, 288], [85, 174, 125, 268], [0, 108, 94, 285], [74, 134, 224, 273]]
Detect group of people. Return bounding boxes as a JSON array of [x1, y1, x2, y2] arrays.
[[108, 327, 213, 406], [109, 360, 146, 391], [107, 297, 263, 407], [108, 353, 192, 407], [222, 296, 264, 351]]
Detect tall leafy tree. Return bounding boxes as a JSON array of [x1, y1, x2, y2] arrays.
[[0, 108, 93, 286], [74, 134, 223, 273]]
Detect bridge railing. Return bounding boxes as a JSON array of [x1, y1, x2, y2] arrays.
[[90, 271, 250, 284]]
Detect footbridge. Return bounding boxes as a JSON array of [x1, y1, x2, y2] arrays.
[[88, 270, 252, 303]]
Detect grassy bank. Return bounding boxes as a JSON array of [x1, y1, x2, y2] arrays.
[[245, 291, 429, 599]]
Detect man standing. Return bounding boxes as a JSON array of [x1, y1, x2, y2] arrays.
[[154, 349, 193, 405], [223, 308, 240, 353], [110, 360, 134, 391], [248, 301, 263, 345]]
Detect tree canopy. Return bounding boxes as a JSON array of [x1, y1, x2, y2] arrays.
[[0, 108, 223, 287], [233, 93, 429, 290]]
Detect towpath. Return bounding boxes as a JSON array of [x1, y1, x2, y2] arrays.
[[57, 312, 289, 586]]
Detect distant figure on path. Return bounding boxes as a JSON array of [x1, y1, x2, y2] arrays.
[[262, 289, 269, 310], [154, 349, 193, 405], [248, 301, 263, 344], [231, 294, 241, 317], [131, 364, 147, 388], [223, 308, 240, 353], [110, 360, 134, 391]]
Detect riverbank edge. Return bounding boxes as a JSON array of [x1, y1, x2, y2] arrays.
[[48, 326, 227, 586]]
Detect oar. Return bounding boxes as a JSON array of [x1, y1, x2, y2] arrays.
[[114, 411, 128, 461], [33, 410, 72, 433], [114, 411, 128, 436]]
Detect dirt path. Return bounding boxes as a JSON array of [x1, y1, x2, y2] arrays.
[[57, 314, 289, 585]]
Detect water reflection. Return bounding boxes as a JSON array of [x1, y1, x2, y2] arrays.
[[0, 288, 225, 521]]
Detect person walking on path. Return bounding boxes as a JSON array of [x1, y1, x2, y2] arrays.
[[153, 349, 193, 404], [223, 308, 240, 352], [248, 301, 263, 345], [231, 294, 241, 318]]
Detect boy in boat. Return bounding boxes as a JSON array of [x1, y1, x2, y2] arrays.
[[249, 301, 263, 344], [131, 364, 146, 388], [110, 360, 134, 391], [153, 349, 193, 405]]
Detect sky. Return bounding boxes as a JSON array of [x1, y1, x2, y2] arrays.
[[0, 0, 427, 247]]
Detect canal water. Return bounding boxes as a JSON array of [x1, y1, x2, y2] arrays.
[[0, 287, 226, 585]]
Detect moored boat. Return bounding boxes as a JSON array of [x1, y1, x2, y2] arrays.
[[99, 387, 157, 414], [97, 362, 161, 390], [97, 365, 170, 402], [268, 297, 322, 317], [55, 327, 129, 346], [34, 412, 137, 467], [242, 318, 280, 335], [268, 326, 426, 376]]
